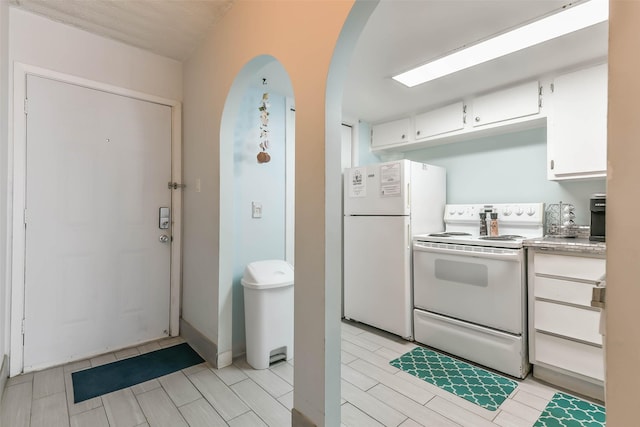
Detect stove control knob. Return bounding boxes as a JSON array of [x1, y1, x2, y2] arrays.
[[527, 207, 536, 216], [457, 208, 465, 215], [515, 207, 524, 216], [503, 207, 512, 216]]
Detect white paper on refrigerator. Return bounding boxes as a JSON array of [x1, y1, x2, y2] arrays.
[[348, 167, 367, 198], [380, 162, 402, 197]]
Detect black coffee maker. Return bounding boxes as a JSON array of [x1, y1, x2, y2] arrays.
[[589, 194, 606, 242]]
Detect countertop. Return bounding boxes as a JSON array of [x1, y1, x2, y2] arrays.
[[524, 236, 606, 255]]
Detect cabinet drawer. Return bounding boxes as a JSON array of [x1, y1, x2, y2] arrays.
[[535, 300, 601, 345], [535, 253, 605, 282], [534, 331, 604, 381], [534, 276, 595, 307]]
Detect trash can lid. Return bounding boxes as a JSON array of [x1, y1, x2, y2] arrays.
[[241, 260, 294, 289]]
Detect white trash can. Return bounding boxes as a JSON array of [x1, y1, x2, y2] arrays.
[[241, 260, 294, 369]]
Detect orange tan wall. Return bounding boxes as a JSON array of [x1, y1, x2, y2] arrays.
[[606, 1, 640, 425], [181, 1, 357, 424]]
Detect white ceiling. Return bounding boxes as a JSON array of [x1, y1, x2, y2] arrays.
[[8, 0, 235, 61], [344, 0, 608, 123], [9, 0, 608, 123]]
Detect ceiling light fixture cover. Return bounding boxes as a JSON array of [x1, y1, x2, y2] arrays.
[[392, 0, 608, 88]]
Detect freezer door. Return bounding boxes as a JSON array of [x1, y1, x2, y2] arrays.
[[408, 162, 446, 235], [343, 215, 412, 339], [344, 160, 410, 215]]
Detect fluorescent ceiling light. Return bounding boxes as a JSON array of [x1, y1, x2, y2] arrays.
[[392, 0, 609, 88]]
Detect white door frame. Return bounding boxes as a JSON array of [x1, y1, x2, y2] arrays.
[[9, 63, 182, 376], [285, 97, 295, 266], [342, 116, 360, 168]]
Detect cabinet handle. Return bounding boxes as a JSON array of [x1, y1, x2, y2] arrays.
[[416, 130, 421, 136], [401, 134, 406, 139], [475, 116, 480, 122], [550, 159, 555, 170]]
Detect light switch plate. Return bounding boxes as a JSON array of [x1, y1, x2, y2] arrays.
[[252, 202, 262, 218]]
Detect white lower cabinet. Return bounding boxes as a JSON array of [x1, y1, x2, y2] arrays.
[[528, 250, 605, 400], [534, 300, 602, 345], [534, 332, 604, 381]]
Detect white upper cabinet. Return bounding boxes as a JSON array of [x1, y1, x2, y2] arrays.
[[414, 102, 464, 140], [370, 80, 546, 152], [471, 80, 540, 127], [371, 117, 410, 148], [547, 63, 607, 180]]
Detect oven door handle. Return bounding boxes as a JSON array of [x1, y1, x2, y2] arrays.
[[413, 242, 522, 262]]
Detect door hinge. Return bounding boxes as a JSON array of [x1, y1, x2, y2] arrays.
[[24, 99, 28, 115], [168, 182, 186, 190], [539, 86, 543, 108], [550, 83, 555, 93], [23, 208, 27, 226], [21, 319, 25, 335]]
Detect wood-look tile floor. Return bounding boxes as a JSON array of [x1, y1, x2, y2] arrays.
[[1, 321, 575, 427]]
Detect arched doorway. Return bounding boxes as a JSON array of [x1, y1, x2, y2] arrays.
[[219, 55, 295, 363]]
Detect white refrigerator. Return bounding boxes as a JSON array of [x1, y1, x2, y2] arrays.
[[343, 159, 446, 339]]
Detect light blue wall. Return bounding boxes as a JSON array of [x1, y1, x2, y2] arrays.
[[357, 121, 382, 166], [359, 126, 605, 225], [233, 87, 286, 353]]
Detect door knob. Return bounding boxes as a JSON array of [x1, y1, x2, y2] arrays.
[[159, 234, 170, 243]]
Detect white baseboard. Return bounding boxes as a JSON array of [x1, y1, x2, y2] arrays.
[[179, 318, 220, 368], [533, 364, 605, 403], [217, 350, 233, 369], [291, 408, 317, 427]]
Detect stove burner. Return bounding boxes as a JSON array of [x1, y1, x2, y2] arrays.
[[428, 232, 473, 237], [479, 235, 524, 241]]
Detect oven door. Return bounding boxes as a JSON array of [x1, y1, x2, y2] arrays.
[[413, 241, 525, 334]]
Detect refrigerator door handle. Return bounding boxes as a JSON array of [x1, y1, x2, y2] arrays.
[[407, 182, 411, 210], [407, 224, 411, 249]]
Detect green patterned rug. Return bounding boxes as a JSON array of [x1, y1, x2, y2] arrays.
[[534, 392, 606, 427], [389, 347, 517, 411]]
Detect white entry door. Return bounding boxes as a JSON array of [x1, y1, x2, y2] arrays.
[[23, 75, 172, 371]]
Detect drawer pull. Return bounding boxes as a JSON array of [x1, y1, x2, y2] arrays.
[[591, 286, 606, 309]]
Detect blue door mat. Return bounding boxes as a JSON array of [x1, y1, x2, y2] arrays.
[[71, 342, 204, 403], [534, 392, 606, 427], [390, 346, 518, 411]]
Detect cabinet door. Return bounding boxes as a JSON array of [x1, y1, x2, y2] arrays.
[[548, 63, 607, 179], [371, 118, 410, 148], [472, 80, 540, 127], [414, 102, 464, 140]]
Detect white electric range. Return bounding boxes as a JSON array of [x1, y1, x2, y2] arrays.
[[412, 203, 544, 378]]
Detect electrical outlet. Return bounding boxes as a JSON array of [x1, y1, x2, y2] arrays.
[[252, 202, 262, 218]]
